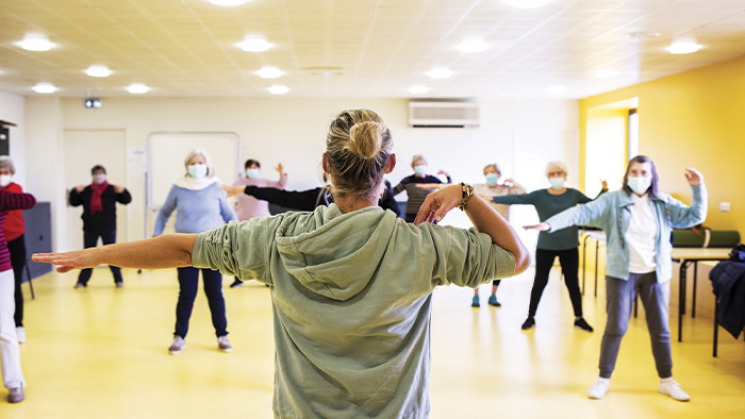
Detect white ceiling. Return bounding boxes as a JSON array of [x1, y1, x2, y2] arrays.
[[1, 0, 744, 99]]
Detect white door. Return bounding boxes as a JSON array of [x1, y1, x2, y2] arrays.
[[146, 132, 240, 237], [64, 129, 128, 252]]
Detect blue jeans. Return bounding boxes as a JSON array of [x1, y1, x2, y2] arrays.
[[77, 230, 123, 285], [599, 272, 672, 379], [174, 267, 228, 338]]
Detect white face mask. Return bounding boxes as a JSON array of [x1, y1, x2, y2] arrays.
[[548, 177, 565, 189], [92, 174, 106, 185], [0, 175, 11, 187], [187, 164, 207, 179], [627, 176, 651, 195], [245, 168, 260, 179]]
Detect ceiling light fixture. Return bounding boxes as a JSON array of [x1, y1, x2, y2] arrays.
[[267, 85, 290, 95], [426, 67, 453, 79], [665, 39, 703, 54], [237, 37, 274, 52], [409, 85, 430, 95], [594, 69, 620, 79], [546, 85, 568, 95], [208, 0, 251, 6], [456, 38, 489, 53], [84, 65, 113, 78], [504, 0, 552, 9], [32, 83, 57, 94], [255, 66, 284, 79], [126, 83, 150, 94], [16, 33, 56, 52]]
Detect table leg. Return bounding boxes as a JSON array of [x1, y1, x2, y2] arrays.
[[594, 241, 599, 298], [692, 261, 698, 318], [713, 298, 719, 357], [582, 235, 588, 295], [678, 260, 688, 342]]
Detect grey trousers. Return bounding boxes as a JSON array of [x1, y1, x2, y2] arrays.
[[599, 272, 673, 379]]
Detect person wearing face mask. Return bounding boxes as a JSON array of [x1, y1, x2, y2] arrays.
[[392, 155, 451, 223], [0, 157, 30, 345], [525, 155, 706, 402], [490, 161, 607, 332], [228, 159, 287, 288], [69, 165, 131, 289], [470, 163, 526, 308], [154, 148, 237, 355]]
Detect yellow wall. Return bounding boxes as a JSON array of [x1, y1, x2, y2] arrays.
[[580, 54, 745, 235]]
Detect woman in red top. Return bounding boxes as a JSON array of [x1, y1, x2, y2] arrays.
[[0, 157, 28, 345]]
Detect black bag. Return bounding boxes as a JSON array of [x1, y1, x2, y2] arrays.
[[730, 244, 745, 262]]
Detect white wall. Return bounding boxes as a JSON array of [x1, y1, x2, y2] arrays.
[[18, 96, 579, 253], [0, 91, 26, 186]]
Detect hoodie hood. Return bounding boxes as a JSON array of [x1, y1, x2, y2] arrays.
[[275, 204, 397, 301]]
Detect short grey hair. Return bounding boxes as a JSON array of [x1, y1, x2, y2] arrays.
[[545, 161, 567, 176], [411, 154, 426, 168], [0, 156, 15, 174], [184, 147, 214, 178]]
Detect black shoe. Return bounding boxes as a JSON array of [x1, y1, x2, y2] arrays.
[[230, 278, 244, 288], [521, 317, 535, 330], [574, 317, 594, 332]]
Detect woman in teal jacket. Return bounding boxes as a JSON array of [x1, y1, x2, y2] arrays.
[[527, 155, 706, 402], [34, 109, 530, 418]]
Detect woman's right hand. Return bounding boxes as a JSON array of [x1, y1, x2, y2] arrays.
[[74, 185, 85, 192], [33, 248, 101, 273], [523, 222, 550, 231], [414, 184, 464, 225], [220, 185, 245, 198]]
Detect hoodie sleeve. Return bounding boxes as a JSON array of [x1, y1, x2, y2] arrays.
[[429, 226, 517, 288], [191, 217, 275, 285]]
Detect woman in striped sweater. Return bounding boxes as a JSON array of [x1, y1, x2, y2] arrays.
[[0, 186, 36, 404]]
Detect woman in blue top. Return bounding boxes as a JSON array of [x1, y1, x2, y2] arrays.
[[154, 148, 237, 355], [490, 161, 606, 332], [527, 155, 706, 402]]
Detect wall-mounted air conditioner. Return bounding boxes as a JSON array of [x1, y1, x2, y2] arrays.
[[408, 101, 479, 128]]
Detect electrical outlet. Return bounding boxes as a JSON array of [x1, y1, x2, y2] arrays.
[[719, 202, 730, 213]]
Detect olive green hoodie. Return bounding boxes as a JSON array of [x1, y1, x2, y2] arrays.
[[193, 204, 516, 418]]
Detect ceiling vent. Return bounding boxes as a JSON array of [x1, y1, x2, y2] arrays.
[[408, 101, 479, 128]]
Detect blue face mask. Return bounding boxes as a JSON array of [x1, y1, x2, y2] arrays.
[[187, 164, 207, 179], [548, 177, 565, 189], [245, 168, 260, 179], [413, 165, 427, 176], [485, 173, 499, 186]]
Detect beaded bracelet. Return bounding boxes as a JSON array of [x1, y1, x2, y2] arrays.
[[459, 182, 474, 211]]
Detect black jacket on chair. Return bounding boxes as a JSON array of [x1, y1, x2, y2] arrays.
[[710, 260, 745, 339]]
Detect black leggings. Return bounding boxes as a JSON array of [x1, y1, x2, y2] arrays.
[[7, 235, 27, 327], [528, 248, 583, 318]]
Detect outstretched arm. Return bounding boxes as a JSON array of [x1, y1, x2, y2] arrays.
[[33, 234, 198, 273]]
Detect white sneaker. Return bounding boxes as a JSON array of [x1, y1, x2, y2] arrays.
[[168, 336, 186, 355], [16, 326, 26, 344], [659, 378, 690, 402], [588, 377, 610, 399], [217, 335, 232, 353]]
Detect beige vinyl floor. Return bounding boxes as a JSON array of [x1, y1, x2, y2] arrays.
[[1, 265, 744, 418]]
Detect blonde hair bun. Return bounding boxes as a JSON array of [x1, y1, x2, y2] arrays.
[[348, 121, 384, 159]]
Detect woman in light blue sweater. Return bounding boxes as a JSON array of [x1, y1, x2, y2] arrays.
[[527, 155, 706, 402], [154, 148, 237, 355], [35, 109, 530, 417]]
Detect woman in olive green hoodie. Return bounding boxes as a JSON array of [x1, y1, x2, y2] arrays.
[[34, 109, 530, 418]]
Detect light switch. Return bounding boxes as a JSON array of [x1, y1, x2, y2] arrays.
[[719, 202, 730, 212]]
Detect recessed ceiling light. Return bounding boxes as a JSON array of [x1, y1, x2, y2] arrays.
[[504, 0, 552, 9], [626, 31, 661, 39], [665, 39, 703, 54], [84, 65, 113, 78], [456, 38, 489, 53], [426, 67, 453, 79], [16, 33, 55, 52], [32, 83, 57, 94], [267, 85, 289, 95], [546, 85, 568, 95], [594, 69, 620, 79], [237, 37, 274, 52], [126, 83, 150, 94], [208, 0, 251, 6], [255, 66, 284, 79], [409, 85, 430, 95]]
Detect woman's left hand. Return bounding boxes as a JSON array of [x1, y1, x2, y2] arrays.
[[523, 222, 550, 231], [684, 168, 703, 186], [220, 185, 245, 198], [275, 163, 285, 175], [33, 249, 100, 273], [600, 179, 608, 191]]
